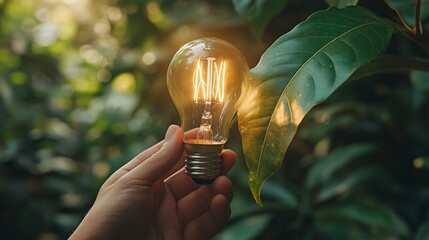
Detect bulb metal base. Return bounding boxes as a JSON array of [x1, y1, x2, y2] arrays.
[[184, 141, 223, 185]]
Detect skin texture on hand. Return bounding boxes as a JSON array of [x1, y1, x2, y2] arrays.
[[69, 125, 236, 240]]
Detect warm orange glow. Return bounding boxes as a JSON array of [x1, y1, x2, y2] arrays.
[[193, 58, 226, 103], [184, 138, 223, 145]]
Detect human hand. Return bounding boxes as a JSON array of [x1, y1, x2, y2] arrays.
[[69, 125, 236, 240]]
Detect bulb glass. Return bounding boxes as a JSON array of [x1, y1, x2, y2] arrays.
[[167, 37, 248, 145]]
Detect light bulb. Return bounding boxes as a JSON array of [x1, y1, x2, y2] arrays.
[[167, 37, 249, 184]]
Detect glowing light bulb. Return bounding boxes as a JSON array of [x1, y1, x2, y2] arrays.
[[167, 37, 249, 184]]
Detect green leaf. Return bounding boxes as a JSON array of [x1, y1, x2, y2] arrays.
[[306, 143, 376, 189], [238, 6, 393, 205], [214, 214, 271, 240], [315, 166, 380, 203], [350, 55, 429, 81], [411, 71, 429, 92], [315, 203, 410, 236], [325, 0, 359, 8], [416, 221, 429, 240], [299, 102, 366, 141], [261, 180, 298, 207], [314, 221, 375, 240], [232, 0, 289, 39]]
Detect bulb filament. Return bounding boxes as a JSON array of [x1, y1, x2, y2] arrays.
[[193, 57, 226, 103], [193, 57, 226, 142]]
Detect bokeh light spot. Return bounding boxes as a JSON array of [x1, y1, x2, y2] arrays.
[[413, 157, 424, 169], [93, 161, 110, 178], [112, 73, 136, 94], [142, 51, 156, 65], [147, 2, 164, 25]]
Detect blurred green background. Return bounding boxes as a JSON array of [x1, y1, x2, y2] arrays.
[[1, 0, 429, 239]]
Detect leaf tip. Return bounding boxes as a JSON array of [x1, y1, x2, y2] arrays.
[[249, 174, 264, 207]]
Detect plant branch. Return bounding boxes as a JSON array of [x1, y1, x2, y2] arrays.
[[350, 55, 429, 81], [382, 0, 429, 55], [415, 0, 423, 36], [383, 0, 414, 33]]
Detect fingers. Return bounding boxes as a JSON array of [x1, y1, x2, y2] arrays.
[[102, 140, 165, 187], [119, 125, 184, 186], [165, 149, 237, 201], [177, 176, 232, 225], [220, 150, 237, 175], [102, 126, 209, 189], [183, 194, 231, 240], [212, 176, 233, 202], [155, 186, 183, 240]]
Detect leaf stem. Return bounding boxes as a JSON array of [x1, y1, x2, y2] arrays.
[[383, 0, 414, 33], [383, 0, 429, 55], [415, 0, 423, 37], [350, 55, 429, 81]]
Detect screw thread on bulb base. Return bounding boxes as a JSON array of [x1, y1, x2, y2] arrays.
[[184, 142, 223, 185]]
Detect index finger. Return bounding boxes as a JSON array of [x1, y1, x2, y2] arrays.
[[102, 125, 198, 187]]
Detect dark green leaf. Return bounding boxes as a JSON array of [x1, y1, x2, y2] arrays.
[[316, 166, 380, 202], [350, 55, 429, 81], [306, 143, 376, 189], [315, 203, 410, 236], [214, 214, 271, 240], [299, 102, 367, 142], [314, 221, 375, 240], [238, 6, 393, 205], [325, 0, 359, 8], [232, 0, 289, 39], [261, 180, 298, 207], [416, 221, 429, 240], [411, 71, 429, 92]]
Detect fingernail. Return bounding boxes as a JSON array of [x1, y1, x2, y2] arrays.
[[165, 125, 177, 141]]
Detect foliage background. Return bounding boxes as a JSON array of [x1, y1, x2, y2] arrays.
[[0, 0, 429, 239]]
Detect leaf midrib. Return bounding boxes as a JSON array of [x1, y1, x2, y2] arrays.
[[252, 21, 380, 184]]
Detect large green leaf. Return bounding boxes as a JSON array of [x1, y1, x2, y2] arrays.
[[238, 6, 393, 205], [232, 0, 289, 39]]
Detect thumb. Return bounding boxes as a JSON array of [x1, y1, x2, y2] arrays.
[[124, 125, 184, 185]]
